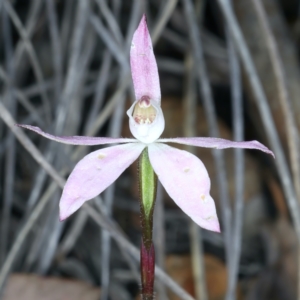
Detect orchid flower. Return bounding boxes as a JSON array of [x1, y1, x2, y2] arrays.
[[18, 15, 274, 233]]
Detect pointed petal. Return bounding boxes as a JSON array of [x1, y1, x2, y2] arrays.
[[130, 14, 161, 103], [17, 125, 137, 145], [148, 143, 220, 232], [158, 137, 274, 158], [60, 143, 145, 220]]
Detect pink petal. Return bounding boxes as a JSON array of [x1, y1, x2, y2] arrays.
[[130, 14, 161, 103], [148, 143, 220, 232], [159, 137, 274, 158], [17, 125, 137, 145], [60, 143, 145, 220]]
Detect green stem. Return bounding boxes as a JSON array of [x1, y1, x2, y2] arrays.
[[138, 147, 157, 298], [138, 147, 157, 250]]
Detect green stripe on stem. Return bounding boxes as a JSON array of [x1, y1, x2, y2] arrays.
[[138, 147, 157, 250]]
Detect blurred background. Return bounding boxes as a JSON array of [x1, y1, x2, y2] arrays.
[[1, 0, 300, 299]]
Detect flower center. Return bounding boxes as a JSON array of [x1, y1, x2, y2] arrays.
[[132, 96, 156, 125]]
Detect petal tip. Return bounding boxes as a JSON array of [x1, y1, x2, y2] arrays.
[[213, 224, 221, 233], [201, 219, 221, 233], [252, 140, 275, 158], [137, 13, 148, 34], [261, 147, 275, 159], [59, 199, 75, 221], [59, 215, 66, 222], [17, 124, 41, 132], [16, 123, 26, 129], [132, 14, 149, 46], [141, 13, 147, 24], [59, 209, 70, 221]]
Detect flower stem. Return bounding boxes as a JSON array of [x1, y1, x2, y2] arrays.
[[138, 147, 157, 299], [140, 240, 155, 298]]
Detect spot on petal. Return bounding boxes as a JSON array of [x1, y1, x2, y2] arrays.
[[201, 194, 207, 202], [204, 216, 214, 221], [96, 166, 101, 170], [97, 153, 106, 159], [131, 42, 135, 48], [183, 167, 190, 173]]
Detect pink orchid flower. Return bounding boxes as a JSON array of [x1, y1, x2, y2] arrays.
[[18, 15, 274, 232]]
